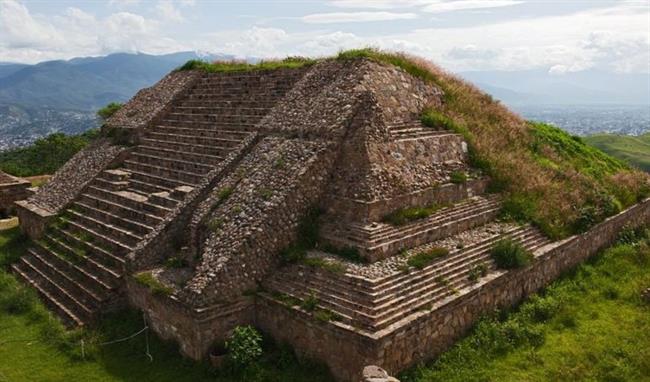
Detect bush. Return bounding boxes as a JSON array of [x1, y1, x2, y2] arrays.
[[226, 326, 263, 367], [97, 102, 123, 121], [449, 171, 468, 184], [382, 203, 444, 226], [490, 239, 533, 269], [408, 247, 450, 269]]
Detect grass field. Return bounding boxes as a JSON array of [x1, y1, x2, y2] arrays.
[[2, 224, 649, 382], [401, 227, 650, 382], [585, 133, 650, 172], [0, 227, 333, 382]]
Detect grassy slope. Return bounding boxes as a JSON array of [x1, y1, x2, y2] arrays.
[[585, 133, 650, 172], [332, 48, 648, 238], [401, 229, 650, 382], [0, 227, 333, 382], [0, 130, 99, 177]]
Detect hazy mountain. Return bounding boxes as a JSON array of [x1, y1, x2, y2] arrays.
[[459, 69, 650, 106], [0, 51, 233, 110]]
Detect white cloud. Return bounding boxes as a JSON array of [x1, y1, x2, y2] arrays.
[[328, 0, 422, 9], [156, 0, 185, 23], [302, 11, 417, 23], [108, 0, 141, 8], [421, 0, 523, 14]]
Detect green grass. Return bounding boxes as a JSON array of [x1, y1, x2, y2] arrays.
[[490, 239, 533, 269], [133, 272, 173, 296], [97, 102, 123, 121], [0, 228, 333, 382], [0, 130, 99, 177], [177, 57, 316, 73], [407, 247, 450, 269], [584, 132, 650, 172], [401, 228, 650, 382]]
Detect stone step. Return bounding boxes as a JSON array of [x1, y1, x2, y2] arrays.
[[85, 185, 171, 218], [152, 125, 250, 140], [37, 235, 119, 291], [130, 152, 214, 175], [139, 138, 231, 157], [156, 119, 257, 130], [26, 246, 106, 308], [124, 161, 202, 186], [78, 192, 163, 228], [51, 228, 125, 275], [393, 131, 457, 141], [371, 235, 550, 330], [144, 131, 243, 148], [15, 256, 95, 321], [178, 100, 277, 109], [11, 263, 85, 327], [67, 209, 142, 247], [170, 106, 270, 117], [64, 218, 133, 254], [72, 201, 154, 236], [164, 112, 263, 125]]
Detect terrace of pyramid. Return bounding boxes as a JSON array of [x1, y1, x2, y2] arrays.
[[12, 56, 650, 381]]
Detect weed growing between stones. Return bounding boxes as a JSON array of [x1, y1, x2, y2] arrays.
[[449, 171, 467, 184], [468, 262, 488, 283], [407, 247, 450, 269], [382, 203, 446, 226], [133, 272, 173, 296], [490, 238, 533, 269]]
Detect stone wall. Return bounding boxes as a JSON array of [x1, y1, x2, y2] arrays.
[[256, 198, 650, 381], [0, 171, 30, 215], [126, 278, 254, 359], [325, 178, 489, 223], [181, 137, 337, 306]]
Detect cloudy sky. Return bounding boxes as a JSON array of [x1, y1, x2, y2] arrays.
[[1, 0, 649, 74]]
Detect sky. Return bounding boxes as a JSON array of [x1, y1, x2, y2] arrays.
[[1, 0, 649, 75]]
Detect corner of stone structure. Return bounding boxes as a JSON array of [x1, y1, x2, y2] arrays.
[[14, 200, 55, 239], [362, 365, 400, 382]]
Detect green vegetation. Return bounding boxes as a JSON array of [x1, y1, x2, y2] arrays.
[[97, 102, 123, 121], [302, 257, 347, 274], [449, 171, 467, 184], [490, 239, 533, 269], [401, 228, 650, 382], [0, 130, 99, 177], [585, 132, 650, 172], [382, 203, 445, 226], [133, 272, 173, 296], [407, 247, 450, 269], [225, 326, 263, 367], [331, 47, 648, 238], [468, 262, 488, 283], [164, 256, 188, 269], [0, 228, 333, 381], [177, 57, 316, 73]]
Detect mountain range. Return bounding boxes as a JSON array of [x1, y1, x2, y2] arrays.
[[0, 51, 648, 150]]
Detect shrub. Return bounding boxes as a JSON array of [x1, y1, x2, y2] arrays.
[[490, 239, 533, 269], [133, 272, 173, 296], [300, 294, 319, 312], [97, 102, 123, 121], [449, 171, 467, 184], [382, 203, 444, 226], [468, 262, 488, 283], [407, 247, 450, 269], [520, 294, 562, 323], [226, 326, 263, 367]]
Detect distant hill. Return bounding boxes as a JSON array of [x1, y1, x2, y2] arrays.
[[584, 133, 650, 172], [0, 52, 233, 110]]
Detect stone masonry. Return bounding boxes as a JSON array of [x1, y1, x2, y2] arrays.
[[0, 170, 31, 216], [13, 58, 650, 381]]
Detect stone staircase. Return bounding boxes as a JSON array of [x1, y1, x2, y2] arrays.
[[12, 69, 304, 327], [387, 120, 451, 141], [263, 223, 551, 332], [321, 195, 502, 260]]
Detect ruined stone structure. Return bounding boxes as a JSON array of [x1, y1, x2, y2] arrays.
[[0, 170, 31, 217], [13, 58, 650, 381]]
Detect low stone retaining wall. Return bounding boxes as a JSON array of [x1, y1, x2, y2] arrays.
[[126, 278, 254, 359], [257, 198, 650, 381], [326, 178, 489, 223], [0, 174, 30, 215]]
